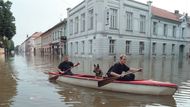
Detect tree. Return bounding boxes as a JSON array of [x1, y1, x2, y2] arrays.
[[0, 0, 16, 40]]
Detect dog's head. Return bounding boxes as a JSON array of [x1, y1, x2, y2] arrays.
[[93, 64, 101, 73]]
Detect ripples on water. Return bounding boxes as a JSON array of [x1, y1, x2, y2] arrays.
[[53, 81, 177, 107], [174, 80, 190, 107], [0, 54, 190, 107]]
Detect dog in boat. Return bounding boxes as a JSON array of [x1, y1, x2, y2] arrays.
[[93, 64, 103, 78]]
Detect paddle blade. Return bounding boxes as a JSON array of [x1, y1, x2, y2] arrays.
[[98, 77, 118, 87], [48, 72, 62, 81], [49, 75, 59, 81]]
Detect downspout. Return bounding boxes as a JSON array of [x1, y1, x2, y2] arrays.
[[147, 1, 152, 76], [66, 8, 71, 56], [147, 1, 152, 58]]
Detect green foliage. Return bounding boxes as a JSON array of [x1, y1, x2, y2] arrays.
[[0, 36, 14, 52], [0, 0, 16, 40], [9, 39, 14, 50]]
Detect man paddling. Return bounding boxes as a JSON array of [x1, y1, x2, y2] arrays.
[[106, 54, 142, 81], [58, 55, 77, 75], [49, 56, 79, 81]]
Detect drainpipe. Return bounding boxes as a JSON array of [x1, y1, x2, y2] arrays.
[[147, 1, 152, 58], [147, 1, 152, 78], [66, 8, 71, 56]]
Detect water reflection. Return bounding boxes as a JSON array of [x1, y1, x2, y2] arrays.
[[1, 54, 190, 107], [174, 80, 190, 107], [53, 55, 190, 107], [54, 81, 176, 107], [0, 54, 17, 107], [178, 57, 184, 70], [69, 56, 188, 84]]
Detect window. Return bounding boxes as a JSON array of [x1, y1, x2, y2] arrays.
[[88, 9, 93, 30], [70, 42, 73, 55], [126, 12, 133, 31], [140, 15, 146, 33], [162, 43, 166, 55], [82, 41, 85, 54], [172, 26, 176, 37], [152, 42, 156, 55], [55, 31, 58, 40], [164, 24, 168, 36], [109, 40, 115, 54], [54, 32, 56, 40], [110, 8, 118, 29], [89, 40, 92, 54], [63, 42, 67, 55], [172, 44, 175, 55], [69, 20, 73, 35], [64, 26, 67, 36], [57, 31, 60, 39], [74, 17, 79, 34], [126, 41, 131, 54], [52, 32, 55, 41], [59, 28, 63, 37], [182, 28, 185, 38], [106, 9, 109, 25], [153, 22, 157, 35], [139, 42, 144, 55], [81, 13, 85, 32], [75, 42, 78, 54]]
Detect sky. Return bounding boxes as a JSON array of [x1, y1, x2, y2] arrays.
[[9, 0, 190, 46]]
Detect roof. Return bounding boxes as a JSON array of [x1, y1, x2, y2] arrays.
[[151, 6, 180, 21], [31, 32, 42, 38], [41, 18, 67, 36]]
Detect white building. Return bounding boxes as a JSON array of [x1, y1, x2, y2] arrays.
[[67, 0, 154, 59], [67, 0, 190, 59], [151, 6, 190, 58]]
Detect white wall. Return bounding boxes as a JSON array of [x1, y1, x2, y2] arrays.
[[66, 0, 190, 59]]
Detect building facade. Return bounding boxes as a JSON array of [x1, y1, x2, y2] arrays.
[[33, 32, 43, 55], [67, 0, 190, 59], [150, 6, 190, 58], [19, 42, 25, 54], [40, 19, 67, 56], [19, 32, 42, 55]]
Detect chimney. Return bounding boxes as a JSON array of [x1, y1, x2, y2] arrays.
[[147, 1, 152, 5], [185, 13, 188, 17], [174, 10, 179, 14], [67, 8, 71, 11]]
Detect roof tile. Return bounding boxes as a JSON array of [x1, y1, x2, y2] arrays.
[[151, 6, 180, 21]]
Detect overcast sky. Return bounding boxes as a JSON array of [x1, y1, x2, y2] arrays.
[[10, 0, 190, 46]]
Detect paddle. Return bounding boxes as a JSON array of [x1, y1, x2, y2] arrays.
[[98, 68, 142, 87], [49, 62, 80, 81]]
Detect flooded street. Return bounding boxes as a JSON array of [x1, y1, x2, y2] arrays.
[[0, 54, 190, 107]]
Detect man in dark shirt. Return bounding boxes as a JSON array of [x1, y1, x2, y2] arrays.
[[58, 56, 74, 75], [107, 54, 142, 81]]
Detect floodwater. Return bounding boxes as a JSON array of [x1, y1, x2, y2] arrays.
[[0, 54, 190, 107]]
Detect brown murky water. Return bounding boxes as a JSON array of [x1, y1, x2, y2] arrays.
[[0, 54, 190, 107]]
